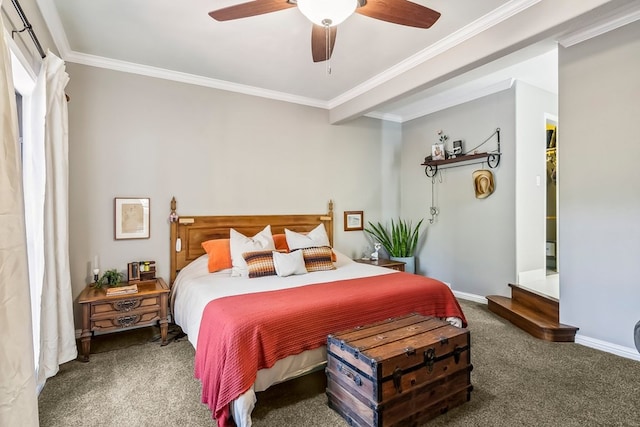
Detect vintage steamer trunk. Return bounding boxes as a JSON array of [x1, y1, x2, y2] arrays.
[[326, 313, 472, 427]]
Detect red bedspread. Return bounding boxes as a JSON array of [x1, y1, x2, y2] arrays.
[[194, 272, 466, 426]]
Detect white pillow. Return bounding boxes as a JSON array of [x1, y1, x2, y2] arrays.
[[230, 225, 275, 277], [285, 224, 330, 250], [272, 250, 308, 277]]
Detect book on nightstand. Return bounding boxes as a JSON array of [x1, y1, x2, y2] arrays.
[[106, 284, 138, 296]]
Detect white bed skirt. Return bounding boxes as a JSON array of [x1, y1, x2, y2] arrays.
[[231, 346, 327, 427]]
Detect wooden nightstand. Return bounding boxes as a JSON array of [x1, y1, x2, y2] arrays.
[[354, 258, 405, 272], [78, 278, 170, 362]]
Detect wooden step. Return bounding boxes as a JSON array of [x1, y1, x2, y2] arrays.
[[486, 294, 578, 342], [509, 283, 559, 323]]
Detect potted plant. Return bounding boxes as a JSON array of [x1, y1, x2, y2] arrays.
[[364, 218, 424, 274], [95, 269, 124, 288]]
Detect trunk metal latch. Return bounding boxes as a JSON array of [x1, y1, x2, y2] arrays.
[[392, 367, 403, 394], [424, 348, 436, 373]]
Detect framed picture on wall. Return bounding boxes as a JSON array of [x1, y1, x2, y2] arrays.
[[344, 211, 364, 231], [114, 197, 150, 240]]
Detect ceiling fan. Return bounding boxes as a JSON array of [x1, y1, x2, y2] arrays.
[[208, 0, 441, 63]]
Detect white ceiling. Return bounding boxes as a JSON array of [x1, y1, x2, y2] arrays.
[[35, 0, 639, 122]]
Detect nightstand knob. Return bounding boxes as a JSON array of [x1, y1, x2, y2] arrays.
[[113, 299, 140, 312], [116, 315, 139, 328]]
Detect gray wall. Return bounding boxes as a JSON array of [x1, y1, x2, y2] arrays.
[[400, 88, 517, 298], [559, 20, 640, 351], [66, 64, 391, 326]]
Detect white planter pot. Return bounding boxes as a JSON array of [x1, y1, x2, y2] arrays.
[[390, 256, 415, 274]]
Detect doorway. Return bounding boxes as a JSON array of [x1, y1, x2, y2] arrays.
[[545, 119, 558, 274]]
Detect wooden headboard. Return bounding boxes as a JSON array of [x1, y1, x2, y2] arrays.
[[169, 198, 334, 285]]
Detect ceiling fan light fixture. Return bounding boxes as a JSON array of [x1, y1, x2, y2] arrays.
[[297, 0, 357, 27]]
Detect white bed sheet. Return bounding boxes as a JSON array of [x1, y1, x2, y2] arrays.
[[171, 251, 399, 427], [171, 251, 461, 427]]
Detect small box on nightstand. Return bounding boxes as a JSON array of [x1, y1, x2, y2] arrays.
[[128, 260, 156, 283]]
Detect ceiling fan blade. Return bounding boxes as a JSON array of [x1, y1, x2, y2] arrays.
[[356, 0, 441, 28], [311, 25, 337, 63], [209, 0, 295, 21]]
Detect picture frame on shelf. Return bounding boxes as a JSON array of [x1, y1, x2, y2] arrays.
[[452, 140, 463, 156], [114, 197, 150, 240], [432, 143, 445, 160], [344, 211, 364, 231]]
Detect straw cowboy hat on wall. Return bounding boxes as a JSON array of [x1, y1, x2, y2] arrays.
[[473, 170, 495, 199]]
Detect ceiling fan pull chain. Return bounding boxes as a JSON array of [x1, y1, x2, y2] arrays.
[[325, 23, 332, 75]]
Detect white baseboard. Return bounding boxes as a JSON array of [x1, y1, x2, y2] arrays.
[[453, 291, 487, 305], [451, 290, 640, 362], [575, 334, 640, 361]]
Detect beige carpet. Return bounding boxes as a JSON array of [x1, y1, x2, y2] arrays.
[[38, 300, 640, 426]]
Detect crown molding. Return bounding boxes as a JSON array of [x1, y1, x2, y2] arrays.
[[63, 50, 329, 109], [36, 0, 71, 55], [558, 1, 640, 48], [36, 0, 538, 115], [35, 0, 328, 109], [328, 0, 541, 109]]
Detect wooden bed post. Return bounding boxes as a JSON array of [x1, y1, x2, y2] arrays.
[[326, 200, 334, 247]]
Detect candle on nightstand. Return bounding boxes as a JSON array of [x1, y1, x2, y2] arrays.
[[93, 256, 100, 283]]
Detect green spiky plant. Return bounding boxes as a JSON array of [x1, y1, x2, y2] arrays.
[[364, 218, 424, 257], [95, 269, 124, 288]]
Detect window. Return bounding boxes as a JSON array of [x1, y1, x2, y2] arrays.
[[11, 47, 43, 378]]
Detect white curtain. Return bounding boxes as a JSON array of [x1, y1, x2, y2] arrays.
[[36, 52, 77, 387], [23, 43, 46, 377], [0, 3, 40, 425]]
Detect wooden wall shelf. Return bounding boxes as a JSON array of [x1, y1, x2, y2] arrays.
[[420, 128, 502, 178], [421, 152, 501, 177]]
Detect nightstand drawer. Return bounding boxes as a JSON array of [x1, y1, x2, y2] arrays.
[[92, 310, 161, 330], [92, 295, 160, 315]]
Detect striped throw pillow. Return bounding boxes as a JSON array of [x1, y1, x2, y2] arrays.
[[298, 246, 336, 272], [242, 250, 277, 278]]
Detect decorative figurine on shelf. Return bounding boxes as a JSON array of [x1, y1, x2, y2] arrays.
[[371, 242, 382, 261]]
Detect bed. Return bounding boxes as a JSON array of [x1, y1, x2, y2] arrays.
[[168, 198, 467, 427]]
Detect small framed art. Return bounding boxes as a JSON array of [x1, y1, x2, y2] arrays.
[[114, 197, 150, 240], [344, 211, 364, 231], [432, 144, 445, 160], [452, 140, 463, 156]]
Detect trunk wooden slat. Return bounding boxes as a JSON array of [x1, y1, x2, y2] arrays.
[[326, 313, 472, 427]]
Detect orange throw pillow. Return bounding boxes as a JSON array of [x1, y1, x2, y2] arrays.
[[273, 234, 290, 252], [201, 239, 232, 273]]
